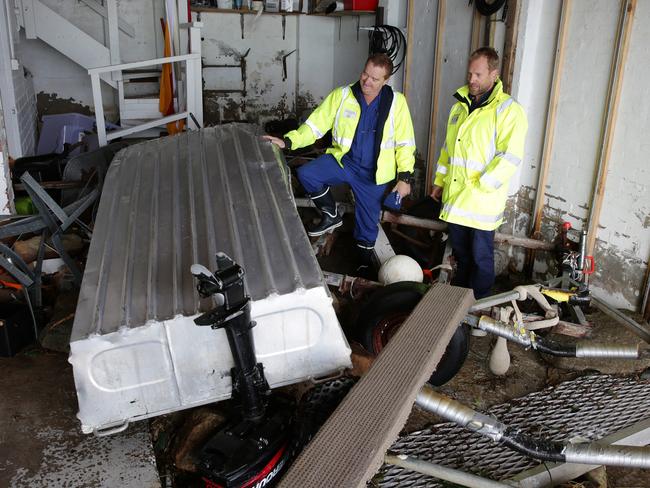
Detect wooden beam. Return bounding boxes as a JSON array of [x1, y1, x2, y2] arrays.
[[402, 0, 416, 101], [424, 0, 445, 196], [642, 256, 650, 321], [501, 0, 520, 93], [586, 0, 637, 256], [470, 7, 482, 53]]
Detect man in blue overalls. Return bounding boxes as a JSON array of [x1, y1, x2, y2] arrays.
[[264, 53, 416, 273]]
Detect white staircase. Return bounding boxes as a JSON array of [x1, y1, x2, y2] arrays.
[[13, 0, 201, 135], [118, 70, 166, 135], [15, 0, 115, 88]]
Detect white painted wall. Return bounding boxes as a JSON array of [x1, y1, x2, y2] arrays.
[[509, 0, 649, 310], [402, 0, 648, 310], [591, 0, 650, 308]]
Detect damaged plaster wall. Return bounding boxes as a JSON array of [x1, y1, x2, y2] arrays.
[[410, 0, 648, 310], [506, 0, 649, 310], [197, 10, 373, 126], [14, 0, 165, 121], [592, 0, 650, 308]]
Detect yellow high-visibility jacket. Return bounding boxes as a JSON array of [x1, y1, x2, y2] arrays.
[[434, 79, 528, 231], [284, 83, 416, 185]]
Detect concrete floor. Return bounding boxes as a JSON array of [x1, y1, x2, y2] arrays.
[[1, 288, 649, 487], [0, 349, 161, 488]]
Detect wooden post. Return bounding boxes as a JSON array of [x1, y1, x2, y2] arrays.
[[470, 7, 482, 53], [402, 0, 415, 101], [501, 0, 520, 93], [586, 0, 636, 256], [424, 0, 445, 196]]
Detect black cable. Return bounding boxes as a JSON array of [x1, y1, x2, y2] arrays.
[[368, 25, 407, 75]]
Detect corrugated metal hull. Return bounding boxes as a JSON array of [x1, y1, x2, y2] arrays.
[[70, 125, 351, 434]]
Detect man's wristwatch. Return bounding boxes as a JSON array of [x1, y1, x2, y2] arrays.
[[282, 137, 292, 150], [397, 172, 414, 185]]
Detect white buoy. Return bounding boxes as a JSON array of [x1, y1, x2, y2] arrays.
[[489, 337, 510, 375], [378, 255, 424, 285]]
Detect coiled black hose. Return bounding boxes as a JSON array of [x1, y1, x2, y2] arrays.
[[368, 25, 407, 75]]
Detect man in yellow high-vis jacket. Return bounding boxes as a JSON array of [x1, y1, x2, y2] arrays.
[[431, 47, 528, 298], [265, 53, 416, 273]]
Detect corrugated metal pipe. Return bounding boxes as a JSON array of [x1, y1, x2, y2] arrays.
[[415, 386, 650, 468], [463, 315, 645, 359]]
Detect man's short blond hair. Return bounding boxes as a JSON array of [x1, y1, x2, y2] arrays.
[[470, 47, 500, 72]]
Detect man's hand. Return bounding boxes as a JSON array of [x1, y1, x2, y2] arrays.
[[393, 180, 411, 198], [262, 135, 286, 148], [430, 185, 443, 202]]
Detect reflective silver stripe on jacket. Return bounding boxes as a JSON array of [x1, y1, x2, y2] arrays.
[[495, 151, 521, 166], [479, 172, 503, 190], [380, 95, 398, 150], [496, 97, 514, 115], [333, 135, 353, 147], [436, 164, 448, 175], [332, 86, 350, 144], [396, 138, 415, 147], [442, 203, 504, 223], [306, 119, 324, 139], [450, 156, 485, 172]]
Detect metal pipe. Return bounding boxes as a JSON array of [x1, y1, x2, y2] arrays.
[[565, 443, 650, 468], [467, 316, 643, 359], [380, 211, 447, 232], [379, 211, 555, 252], [575, 343, 640, 359], [591, 293, 650, 343], [470, 290, 524, 312], [415, 386, 506, 442], [384, 454, 511, 488], [416, 386, 650, 469]]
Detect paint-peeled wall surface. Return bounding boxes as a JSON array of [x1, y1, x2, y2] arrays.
[[508, 0, 649, 310], [593, 0, 650, 308], [196, 10, 372, 126]]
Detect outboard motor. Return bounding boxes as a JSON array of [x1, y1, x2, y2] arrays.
[[191, 253, 294, 488]]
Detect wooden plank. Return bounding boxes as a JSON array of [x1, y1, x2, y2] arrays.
[[278, 284, 475, 488], [501, 0, 520, 93]]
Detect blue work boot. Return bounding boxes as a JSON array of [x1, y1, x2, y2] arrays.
[[308, 188, 343, 237]]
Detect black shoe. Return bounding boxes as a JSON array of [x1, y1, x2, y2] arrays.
[[307, 188, 343, 237]]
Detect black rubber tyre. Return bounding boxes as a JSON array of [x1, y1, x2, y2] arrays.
[[352, 282, 470, 386]]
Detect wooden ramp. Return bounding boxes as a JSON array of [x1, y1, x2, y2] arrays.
[[279, 283, 474, 488]]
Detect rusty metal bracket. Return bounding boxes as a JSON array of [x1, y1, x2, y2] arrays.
[[282, 49, 296, 81]]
